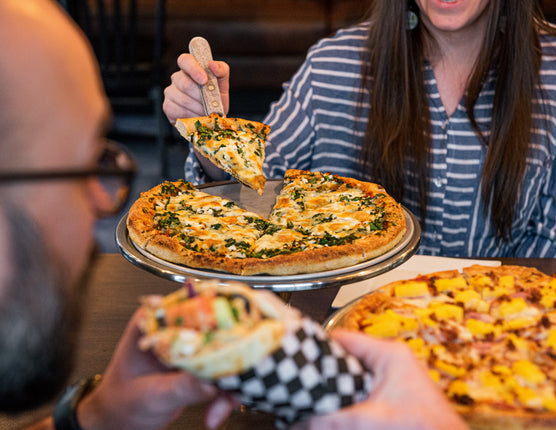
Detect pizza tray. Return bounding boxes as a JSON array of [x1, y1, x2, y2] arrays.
[[323, 297, 362, 332], [116, 180, 421, 292]]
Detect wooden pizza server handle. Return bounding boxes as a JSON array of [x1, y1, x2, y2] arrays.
[[189, 36, 226, 117]]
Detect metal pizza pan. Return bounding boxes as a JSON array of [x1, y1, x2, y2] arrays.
[[323, 297, 363, 332], [116, 180, 421, 292]]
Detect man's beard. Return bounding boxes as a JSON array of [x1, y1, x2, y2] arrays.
[[0, 208, 97, 412]]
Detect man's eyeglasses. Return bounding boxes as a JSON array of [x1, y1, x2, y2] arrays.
[[0, 140, 137, 217]]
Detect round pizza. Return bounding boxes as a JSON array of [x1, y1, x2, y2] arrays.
[[126, 169, 406, 276], [340, 264, 556, 430]]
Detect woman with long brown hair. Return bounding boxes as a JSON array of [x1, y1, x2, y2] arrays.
[[164, 0, 556, 258]]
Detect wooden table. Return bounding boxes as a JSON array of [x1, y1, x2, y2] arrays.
[[4, 254, 556, 429]]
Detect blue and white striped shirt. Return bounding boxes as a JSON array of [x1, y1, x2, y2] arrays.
[[185, 23, 556, 258]]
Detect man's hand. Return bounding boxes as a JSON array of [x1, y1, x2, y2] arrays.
[[76, 309, 235, 430], [292, 330, 470, 430]]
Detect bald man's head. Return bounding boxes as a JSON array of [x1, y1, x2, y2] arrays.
[[0, 0, 108, 171], [0, 1, 111, 410]]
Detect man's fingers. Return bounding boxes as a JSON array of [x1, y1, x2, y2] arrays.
[[205, 395, 236, 429], [329, 330, 409, 371]]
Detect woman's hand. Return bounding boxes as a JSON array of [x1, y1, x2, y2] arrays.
[[163, 53, 230, 124], [292, 330, 470, 430], [77, 309, 236, 430]]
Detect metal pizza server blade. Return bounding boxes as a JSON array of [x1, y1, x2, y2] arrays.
[[188, 36, 225, 117]]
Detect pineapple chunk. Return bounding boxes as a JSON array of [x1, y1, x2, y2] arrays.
[[363, 310, 417, 338], [469, 275, 492, 289], [406, 337, 430, 360], [413, 308, 438, 327], [454, 290, 481, 309], [492, 364, 512, 376], [499, 298, 527, 318], [435, 360, 466, 378], [428, 369, 441, 382], [466, 319, 496, 338], [435, 277, 467, 292], [394, 281, 429, 298], [503, 317, 537, 331], [503, 375, 520, 391], [498, 275, 515, 289], [546, 329, 556, 350], [364, 321, 399, 338], [506, 334, 528, 352], [448, 380, 469, 397], [481, 286, 509, 300], [476, 300, 490, 313], [480, 371, 504, 391], [406, 337, 425, 349], [543, 394, 556, 412], [515, 386, 543, 409], [512, 360, 546, 385], [540, 291, 556, 309], [430, 303, 464, 322]]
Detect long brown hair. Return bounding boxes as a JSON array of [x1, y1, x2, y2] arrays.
[[360, 0, 552, 240]]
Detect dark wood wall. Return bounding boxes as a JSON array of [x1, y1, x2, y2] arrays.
[[163, 0, 368, 92], [74, 0, 556, 118]]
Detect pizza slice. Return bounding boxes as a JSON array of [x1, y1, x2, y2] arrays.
[[268, 169, 406, 249], [175, 113, 270, 195]]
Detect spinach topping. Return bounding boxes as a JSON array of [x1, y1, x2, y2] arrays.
[[291, 189, 303, 200], [178, 233, 199, 252], [249, 240, 306, 258], [225, 238, 251, 251], [194, 120, 213, 144], [264, 224, 283, 236], [161, 182, 180, 196], [312, 213, 335, 224], [245, 216, 271, 232], [295, 226, 311, 236], [154, 211, 180, 230], [316, 232, 358, 247], [211, 208, 224, 217], [179, 202, 196, 213]]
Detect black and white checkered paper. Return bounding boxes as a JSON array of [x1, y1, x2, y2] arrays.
[[215, 317, 373, 428]]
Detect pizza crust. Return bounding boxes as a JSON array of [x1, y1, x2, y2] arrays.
[[457, 405, 556, 430], [145, 234, 246, 275], [126, 184, 164, 248], [240, 225, 406, 276]]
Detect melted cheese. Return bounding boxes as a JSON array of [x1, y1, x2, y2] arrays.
[[269, 173, 388, 242], [152, 187, 264, 257], [193, 129, 265, 189]]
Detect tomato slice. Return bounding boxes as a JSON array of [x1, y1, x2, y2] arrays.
[[166, 294, 217, 331]]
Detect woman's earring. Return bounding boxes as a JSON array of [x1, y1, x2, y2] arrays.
[[408, 9, 419, 30]]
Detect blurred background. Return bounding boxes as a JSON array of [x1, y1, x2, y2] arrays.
[[56, 0, 556, 252]]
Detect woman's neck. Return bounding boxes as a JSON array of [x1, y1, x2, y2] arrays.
[[422, 16, 489, 116]]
